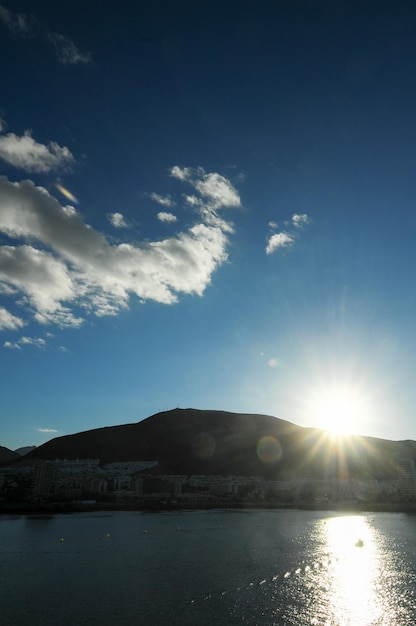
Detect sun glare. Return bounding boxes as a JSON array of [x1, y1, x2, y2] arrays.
[[321, 516, 384, 623], [306, 382, 370, 436]]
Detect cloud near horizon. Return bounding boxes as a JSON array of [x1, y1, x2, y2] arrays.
[[38, 428, 58, 433], [0, 167, 241, 331]]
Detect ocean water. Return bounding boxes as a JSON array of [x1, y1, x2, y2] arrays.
[[1, 509, 416, 625]]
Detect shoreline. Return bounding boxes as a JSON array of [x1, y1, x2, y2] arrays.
[[1, 500, 416, 515]]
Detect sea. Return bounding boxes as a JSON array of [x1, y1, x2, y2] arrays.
[[1, 509, 416, 625]]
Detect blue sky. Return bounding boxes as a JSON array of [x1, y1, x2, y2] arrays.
[[1, 1, 416, 449]]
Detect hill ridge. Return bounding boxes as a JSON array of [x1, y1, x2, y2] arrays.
[[7, 408, 416, 481]]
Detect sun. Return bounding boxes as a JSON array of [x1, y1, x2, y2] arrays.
[[306, 382, 369, 436]]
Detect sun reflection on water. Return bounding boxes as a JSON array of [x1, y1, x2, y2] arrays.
[[321, 516, 383, 625]]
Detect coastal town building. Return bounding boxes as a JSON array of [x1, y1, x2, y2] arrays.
[[32, 461, 58, 499], [2, 455, 416, 508], [396, 458, 416, 498]]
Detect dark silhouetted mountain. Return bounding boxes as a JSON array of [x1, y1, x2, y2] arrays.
[[14, 446, 37, 456], [11, 408, 416, 480], [0, 445, 20, 463]]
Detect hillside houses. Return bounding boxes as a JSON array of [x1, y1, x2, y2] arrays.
[[1, 456, 416, 508]]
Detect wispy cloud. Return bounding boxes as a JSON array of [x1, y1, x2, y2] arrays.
[[0, 120, 75, 173], [0, 306, 25, 330], [47, 33, 91, 65], [0, 167, 240, 330], [0, 4, 91, 65], [292, 213, 310, 228], [149, 192, 175, 208], [4, 335, 46, 349], [38, 428, 58, 433], [265, 232, 294, 254], [19, 336, 46, 347], [0, 4, 33, 36], [108, 212, 128, 228], [157, 211, 177, 223], [4, 341, 20, 349]]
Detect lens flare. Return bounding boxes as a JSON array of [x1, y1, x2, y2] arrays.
[[55, 183, 79, 205], [256, 435, 282, 464]]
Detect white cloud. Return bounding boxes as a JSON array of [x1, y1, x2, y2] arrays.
[[0, 244, 82, 327], [170, 165, 192, 181], [170, 166, 241, 209], [0, 282, 17, 295], [108, 212, 128, 228], [38, 428, 58, 433], [149, 192, 174, 208], [0, 4, 91, 65], [194, 172, 241, 208], [266, 212, 310, 254], [265, 232, 294, 254], [0, 126, 75, 173], [19, 336, 46, 347], [0, 306, 25, 330], [157, 211, 177, 223], [183, 195, 202, 207], [0, 168, 240, 329], [4, 341, 20, 349], [292, 213, 310, 228], [4, 334, 46, 348]]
